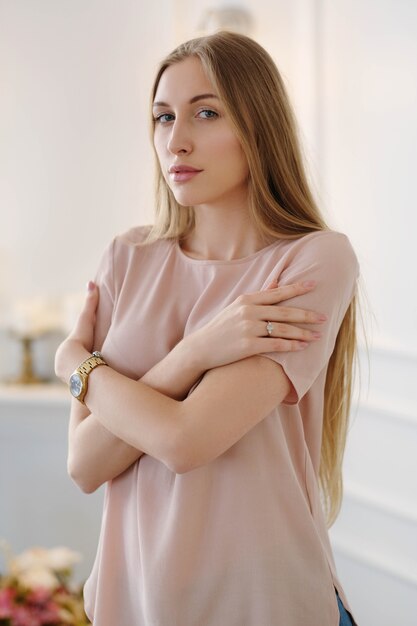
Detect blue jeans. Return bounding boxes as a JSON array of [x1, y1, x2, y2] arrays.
[[335, 589, 354, 626]]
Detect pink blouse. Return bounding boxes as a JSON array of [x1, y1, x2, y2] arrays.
[[83, 225, 359, 626]]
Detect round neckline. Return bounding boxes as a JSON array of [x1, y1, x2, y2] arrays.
[[174, 237, 281, 265]]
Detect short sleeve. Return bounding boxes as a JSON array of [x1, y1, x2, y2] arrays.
[[261, 231, 359, 404], [92, 238, 116, 351]]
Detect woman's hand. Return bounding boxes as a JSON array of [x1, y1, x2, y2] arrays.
[[183, 280, 327, 372], [54, 281, 99, 383]]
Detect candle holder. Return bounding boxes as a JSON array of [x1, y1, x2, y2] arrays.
[[7, 332, 48, 385], [4, 296, 62, 385]]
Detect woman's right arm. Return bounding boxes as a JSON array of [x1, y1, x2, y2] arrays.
[[68, 280, 325, 492], [68, 338, 207, 493]]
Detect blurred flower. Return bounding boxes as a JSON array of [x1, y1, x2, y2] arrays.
[[18, 566, 59, 592], [0, 586, 15, 618], [0, 542, 90, 626], [10, 546, 81, 577], [44, 547, 81, 573]]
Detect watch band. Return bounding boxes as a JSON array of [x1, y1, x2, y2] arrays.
[[69, 351, 108, 404], [77, 351, 107, 375]]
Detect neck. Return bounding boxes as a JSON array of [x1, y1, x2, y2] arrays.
[[180, 197, 274, 261]]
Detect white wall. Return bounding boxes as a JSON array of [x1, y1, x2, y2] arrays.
[[319, 0, 417, 349], [0, 1, 416, 623], [0, 0, 177, 378], [0, 0, 165, 298], [318, 2, 417, 624]]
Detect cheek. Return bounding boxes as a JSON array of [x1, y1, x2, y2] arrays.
[[215, 133, 246, 164], [153, 131, 166, 160], [221, 138, 249, 178]]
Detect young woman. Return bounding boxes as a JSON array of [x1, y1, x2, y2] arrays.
[[55, 31, 358, 626]]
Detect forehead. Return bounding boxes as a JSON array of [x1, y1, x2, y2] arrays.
[[154, 57, 215, 103]]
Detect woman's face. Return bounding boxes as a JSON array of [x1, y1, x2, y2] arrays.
[[152, 56, 249, 209]]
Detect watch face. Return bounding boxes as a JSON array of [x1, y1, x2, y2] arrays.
[[69, 373, 83, 398]]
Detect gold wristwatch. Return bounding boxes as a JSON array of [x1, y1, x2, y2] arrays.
[[69, 351, 108, 404]]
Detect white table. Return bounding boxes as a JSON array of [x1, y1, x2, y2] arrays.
[[0, 384, 103, 583]]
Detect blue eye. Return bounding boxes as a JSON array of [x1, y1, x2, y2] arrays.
[[197, 109, 218, 119], [154, 113, 174, 124], [153, 109, 219, 124]]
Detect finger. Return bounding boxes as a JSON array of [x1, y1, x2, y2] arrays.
[[73, 281, 98, 327], [255, 337, 310, 352], [265, 278, 278, 290], [255, 320, 322, 341], [254, 304, 327, 324], [249, 281, 317, 305], [83, 281, 99, 310]]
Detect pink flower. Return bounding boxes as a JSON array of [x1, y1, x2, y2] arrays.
[[38, 601, 61, 623], [20, 588, 61, 624], [0, 586, 16, 617], [11, 604, 42, 626], [26, 587, 52, 605]]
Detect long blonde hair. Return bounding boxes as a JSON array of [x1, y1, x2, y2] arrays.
[[148, 31, 357, 527]]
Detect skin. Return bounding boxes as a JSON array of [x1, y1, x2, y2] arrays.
[[56, 57, 327, 492], [153, 56, 271, 261]]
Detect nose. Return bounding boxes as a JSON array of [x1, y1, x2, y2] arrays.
[[167, 119, 193, 155]]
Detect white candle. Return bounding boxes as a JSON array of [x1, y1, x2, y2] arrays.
[[9, 297, 61, 338]]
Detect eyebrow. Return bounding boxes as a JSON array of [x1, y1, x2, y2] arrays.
[[152, 93, 219, 107]]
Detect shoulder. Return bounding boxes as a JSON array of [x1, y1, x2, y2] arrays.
[[98, 225, 175, 296], [274, 230, 359, 304], [114, 224, 153, 247], [110, 224, 173, 258], [106, 225, 175, 277], [284, 229, 357, 258], [281, 230, 359, 275]]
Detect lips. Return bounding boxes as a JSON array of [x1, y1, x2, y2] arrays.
[[168, 165, 202, 173], [168, 164, 203, 183]]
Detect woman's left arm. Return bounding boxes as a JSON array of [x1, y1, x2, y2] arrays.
[[57, 339, 290, 474], [62, 278, 322, 490], [56, 282, 291, 475]]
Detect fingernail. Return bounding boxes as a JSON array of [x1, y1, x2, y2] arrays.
[[312, 331, 322, 338], [297, 342, 309, 349], [318, 314, 328, 321], [87, 280, 95, 291], [302, 280, 316, 288]]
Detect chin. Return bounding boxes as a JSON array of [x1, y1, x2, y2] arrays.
[[171, 191, 206, 207]]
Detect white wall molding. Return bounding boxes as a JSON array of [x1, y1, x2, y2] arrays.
[[343, 480, 417, 527], [332, 480, 417, 574], [332, 537, 417, 589], [353, 398, 417, 427], [338, 341, 417, 625], [355, 343, 417, 420], [360, 342, 417, 363], [344, 395, 417, 510]]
